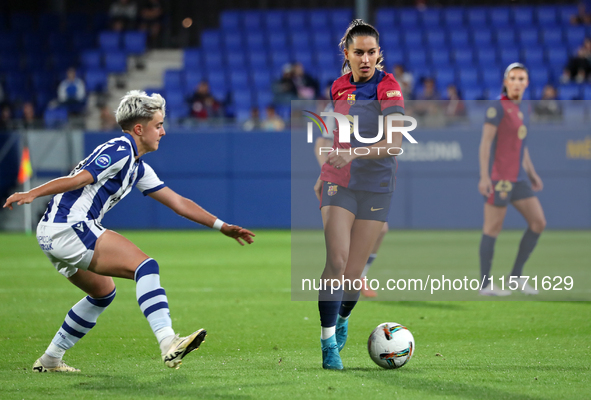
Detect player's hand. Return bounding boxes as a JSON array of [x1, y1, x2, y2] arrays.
[[327, 149, 356, 169], [3, 191, 35, 210], [478, 177, 493, 197], [220, 224, 255, 246], [530, 174, 543, 192], [314, 178, 323, 201]]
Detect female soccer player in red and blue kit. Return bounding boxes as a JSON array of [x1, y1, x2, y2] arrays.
[[313, 20, 404, 369], [478, 63, 546, 296]]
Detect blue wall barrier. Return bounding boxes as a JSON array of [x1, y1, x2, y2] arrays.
[[87, 125, 590, 230]]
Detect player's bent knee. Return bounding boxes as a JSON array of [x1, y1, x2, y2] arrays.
[[530, 218, 546, 233], [134, 258, 159, 282]]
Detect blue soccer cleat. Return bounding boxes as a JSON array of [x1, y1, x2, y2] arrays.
[[335, 316, 348, 352], [321, 334, 343, 370]]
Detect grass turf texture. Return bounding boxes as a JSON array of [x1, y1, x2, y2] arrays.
[[0, 230, 589, 400]]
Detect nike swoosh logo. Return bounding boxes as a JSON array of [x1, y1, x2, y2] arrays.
[[117, 145, 127, 151], [338, 90, 347, 97], [371, 207, 384, 212]]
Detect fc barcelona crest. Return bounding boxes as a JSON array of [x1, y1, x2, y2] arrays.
[[328, 185, 338, 196], [347, 94, 356, 105]]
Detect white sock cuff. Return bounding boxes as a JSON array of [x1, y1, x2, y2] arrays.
[[321, 326, 336, 340], [155, 327, 175, 343], [45, 342, 66, 359]]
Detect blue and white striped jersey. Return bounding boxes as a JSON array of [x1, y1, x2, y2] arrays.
[[41, 133, 165, 224]]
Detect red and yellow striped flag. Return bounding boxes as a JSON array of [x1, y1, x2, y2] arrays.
[[18, 147, 32, 184]]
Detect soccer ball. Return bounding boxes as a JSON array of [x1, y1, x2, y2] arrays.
[[367, 322, 415, 369]]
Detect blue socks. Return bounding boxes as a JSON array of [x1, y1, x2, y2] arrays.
[[510, 228, 541, 277], [479, 234, 496, 288]]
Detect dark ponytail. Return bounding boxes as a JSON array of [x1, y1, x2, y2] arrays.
[[339, 19, 384, 75]]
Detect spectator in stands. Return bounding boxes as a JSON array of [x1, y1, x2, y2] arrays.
[[109, 0, 138, 31], [100, 105, 119, 131], [139, 0, 164, 48], [242, 107, 262, 131], [188, 81, 223, 120], [412, 77, 441, 118], [273, 64, 298, 104], [416, 77, 440, 100], [570, 2, 591, 25], [393, 64, 414, 100], [17, 102, 43, 130], [444, 84, 466, 117], [292, 62, 319, 100], [57, 68, 86, 116], [562, 38, 591, 83], [0, 105, 14, 132], [534, 84, 562, 120], [261, 105, 285, 131]]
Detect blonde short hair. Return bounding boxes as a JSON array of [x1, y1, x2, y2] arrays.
[[115, 90, 166, 131]]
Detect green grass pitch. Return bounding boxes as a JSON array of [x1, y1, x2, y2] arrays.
[[0, 230, 589, 400]]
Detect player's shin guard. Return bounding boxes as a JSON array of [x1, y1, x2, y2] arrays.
[[479, 234, 496, 288], [46, 288, 117, 359], [510, 228, 540, 277], [338, 290, 361, 319], [135, 258, 174, 343]]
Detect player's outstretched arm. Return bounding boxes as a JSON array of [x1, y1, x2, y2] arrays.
[[478, 123, 497, 197], [148, 187, 255, 245], [3, 170, 94, 210]]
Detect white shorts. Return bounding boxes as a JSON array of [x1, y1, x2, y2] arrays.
[[36, 221, 106, 278]]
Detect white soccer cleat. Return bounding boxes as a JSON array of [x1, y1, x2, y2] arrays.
[[479, 285, 512, 297], [162, 329, 207, 369], [32, 358, 80, 372], [512, 277, 539, 295]]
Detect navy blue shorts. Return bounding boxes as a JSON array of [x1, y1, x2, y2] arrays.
[[320, 182, 392, 221], [485, 180, 535, 207]]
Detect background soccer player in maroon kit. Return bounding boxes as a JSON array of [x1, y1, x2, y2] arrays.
[[478, 63, 546, 296], [313, 20, 405, 369]]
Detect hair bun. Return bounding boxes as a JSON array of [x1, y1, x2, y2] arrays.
[[350, 19, 365, 27]]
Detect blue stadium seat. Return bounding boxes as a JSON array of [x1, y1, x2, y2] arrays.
[[309, 10, 329, 29], [536, 6, 557, 26], [312, 30, 332, 50], [379, 28, 402, 49], [462, 87, 484, 100], [99, 31, 121, 52], [287, 10, 307, 30], [467, 7, 488, 28], [290, 31, 311, 48], [449, 29, 470, 48], [184, 70, 204, 92], [413, 66, 432, 81], [220, 10, 241, 31], [546, 48, 568, 68], [223, 32, 243, 51], [485, 85, 501, 99], [44, 107, 69, 127], [10, 13, 34, 32], [431, 49, 451, 66], [490, 8, 511, 27], [204, 53, 223, 70], [318, 70, 337, 89], [443, 8, 464, 27], [435, 68, 455, 89], [482, 67, 502, 87], [268, 32, 288, 49], [293, 50, 314, 71], [124, 31, 147, 55], [426, 29, 446, 48], [403, 30, 423, 48], [565, 26, 585, 48], [72, 32, 96, 52], [477, 49, 498, 67], [252, 71, 271, 90], [407, 49, 427, 67], [540, 28, 563, 47], [557, 84, 581, 100], [81, 50, 102, 69], [85, 69, 107, 92], [255, 89, 273, 107], [583, 85, 591, 100], [167, 106, 190, 122], [330, 9, 353, 30], [201, 30, 222, 51], [384, 48, 404, 67], [104, 52, 127, 73], [375, 8, 396, 28], [498, 47, 520, 65], [512, 7, 534, 26], [317, 51, 338, 70], [264, 10, 284, 31], [230, 71, 250, 90], [227, 51, 246, 69], [184, 48, 202, 68], [453, 49, 474, 65], [421, 9, 441, 27], [247, 52, 269, 69], [164, 69, 184, 90], [457, 68, 478, 87], [243, 10, 262, 31], [528, 67, 549, 87], [518, 28, 539, 47], [523, 48, 544, 65], [271, 51, 290, 70], [496, 28, 516, 47], [207, 71, 226, 91], [473, 29, 493, 47], [246, 32, 265, 50], [233, 89, 253, 108], [559, 6, 579, 26], [399, 8, 419, 28]]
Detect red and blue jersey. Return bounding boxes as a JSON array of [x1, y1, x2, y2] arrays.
[[485, 95, 530, 182], [320, 70, 405, 193]]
